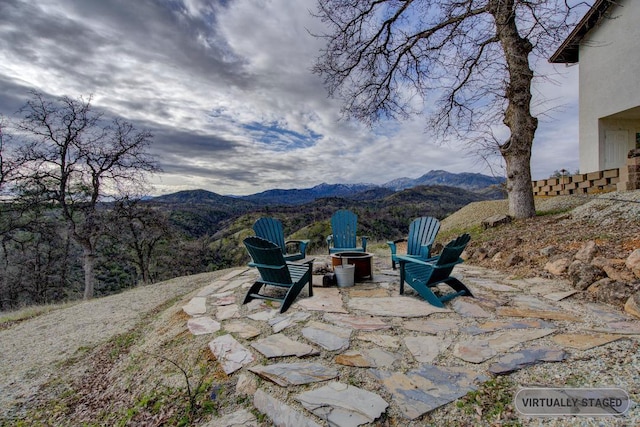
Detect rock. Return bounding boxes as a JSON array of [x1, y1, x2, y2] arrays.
[[253, 390, 322, 427], [475, 247, 489, 260], [236, 373, 257, 396], [482, 214, 512, 229], [587, 278, 634, 305], [249, 362, 338, 387], [544, 258, 572, 276], [491, 251, 503, 263], [370, 365, 486, 420], [625, 249, 640, 279], [574, 241, 598, 262], [567, 260, 606, 290], [486, 246, 500, 259], [295, 382, 389, 427], [505, 253, 523, 267], [182, 297, 207, 316], [251, 333, 319, 358], [208, 334, 255, 375], [592, 257, 635, 282], [540, 246, 558, 257], [187, 317, 221, 335], [624, 292, 640, 319], [488, 347, 567, 375], [552, 333, 623, 350], [202, 409, 258, 427], [503, 237, 523, 251]]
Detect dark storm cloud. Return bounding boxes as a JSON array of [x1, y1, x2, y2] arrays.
[[0, 0, 581, 195]]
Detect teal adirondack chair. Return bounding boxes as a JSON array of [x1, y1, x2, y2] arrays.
[[397, 233, 473, 308], [387, 216, 441, 269], [326, 209, 368, 254], [242, 236, 313, 313], [253, 217, 309, 262]]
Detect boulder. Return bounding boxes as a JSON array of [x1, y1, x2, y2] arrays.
[[505, 253, 523, 267], [592, 257, 635, 282], [567, 260, 606, 291], [482, 214, 512, 229], [626, 249, 640, 279], [475, 247, 488, 261], [624, 292, 640, 319], [587, 278, 634, 306], [574, 241, 598, 263], [544, 258, 572, 276]]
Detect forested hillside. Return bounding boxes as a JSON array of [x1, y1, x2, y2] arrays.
[[0, 183, 502, 310]]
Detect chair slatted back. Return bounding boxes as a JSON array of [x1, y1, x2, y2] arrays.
[[253, 217, 287, 255], [406, 216, 440, 257], [430, 233, 471, 282], [331, 209, 358, 249], [243, 236, 292, 285]]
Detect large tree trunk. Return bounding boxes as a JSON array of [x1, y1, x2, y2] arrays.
[[491, 0, 538, 219], [82, 245, 96, 300]]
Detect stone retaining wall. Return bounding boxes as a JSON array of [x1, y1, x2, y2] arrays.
[[532, 169, 619, 196]]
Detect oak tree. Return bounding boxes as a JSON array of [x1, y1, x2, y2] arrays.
[[13, 91, 159, 299], [313, 0, 584, 218]]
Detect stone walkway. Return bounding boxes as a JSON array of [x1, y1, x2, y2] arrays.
[[182, 255, 640, 426]]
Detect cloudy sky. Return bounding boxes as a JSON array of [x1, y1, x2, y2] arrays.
[[0, 0, 582, 196]]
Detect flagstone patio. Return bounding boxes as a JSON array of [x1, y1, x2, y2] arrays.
[[187, 255, 639, 426]]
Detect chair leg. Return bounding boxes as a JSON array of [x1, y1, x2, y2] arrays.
[[405, 280, 446, 308], [392, 260, 396, 270], [443, 277, 474, 298], [280, 280, 308, 313], [243, 281, 265, 304], [305, 261, 314, 297]]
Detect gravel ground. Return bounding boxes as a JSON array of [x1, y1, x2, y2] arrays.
[[0, 270, 221, 417]]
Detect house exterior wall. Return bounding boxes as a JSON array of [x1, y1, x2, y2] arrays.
[[578, 0, 640, 173]]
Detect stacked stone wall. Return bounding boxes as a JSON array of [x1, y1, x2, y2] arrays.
[[532, 169, 619, 196]]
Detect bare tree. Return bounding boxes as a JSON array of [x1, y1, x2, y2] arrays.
[[109, 198, 173, 285], [13, 91, 159, 299], [313, 0, 585, 218]]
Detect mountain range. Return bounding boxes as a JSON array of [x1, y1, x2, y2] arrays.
[[227, 170, 505, 206], [149, 170, 506, 240]]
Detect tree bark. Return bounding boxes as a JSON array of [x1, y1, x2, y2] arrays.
[[82, 245, 96, 300], [491, 0, 538, 218]]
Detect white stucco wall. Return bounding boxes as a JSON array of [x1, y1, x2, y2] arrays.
[[579, 0, 640, 172]]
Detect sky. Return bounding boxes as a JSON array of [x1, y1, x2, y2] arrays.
[[0, 0, 582, 196]]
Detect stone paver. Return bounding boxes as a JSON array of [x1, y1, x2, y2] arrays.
[[301, 321, 352, 352], [254, 390, 322, 427], [323, 313, 391, 331], [551, 332, 623, 350], [251, 333, 319, 358], [187, 255, 640, 426], [249, 362, 338, 386], [452, 328, 556, 363], [296, 382, 388, 427], [348, 296, 450, 317], [488, 347, 567, 375], [370, 364, 486, 419], [187, 317, 221, 335], [182, 296, 207, 315], [335, 348, 401, 368], [208, 334, 255, 374]]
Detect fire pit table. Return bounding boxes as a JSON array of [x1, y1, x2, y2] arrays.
[[331, 251, 373, 281]]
